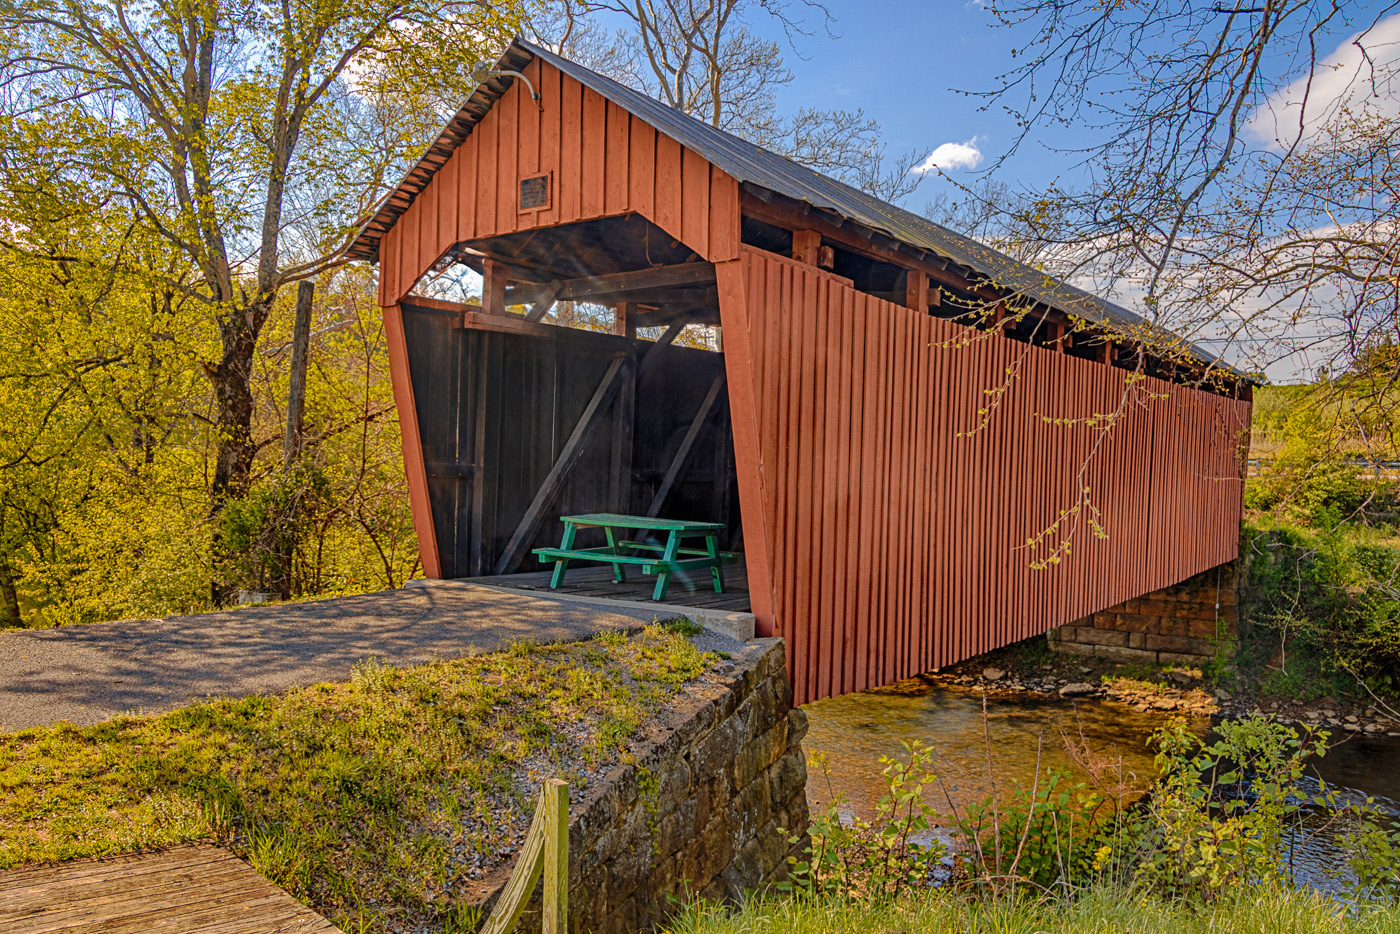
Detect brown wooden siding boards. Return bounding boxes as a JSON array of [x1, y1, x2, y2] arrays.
[[717, 247, 1251, 706], [379, 59, 740, 306]]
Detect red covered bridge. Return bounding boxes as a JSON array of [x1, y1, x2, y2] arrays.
[[348, 39, 1253, 706]]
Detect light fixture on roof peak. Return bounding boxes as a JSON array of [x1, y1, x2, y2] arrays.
[[471, 61, 543, 111]]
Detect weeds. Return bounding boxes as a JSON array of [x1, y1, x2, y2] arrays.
[[784, 701, 1400, 912]]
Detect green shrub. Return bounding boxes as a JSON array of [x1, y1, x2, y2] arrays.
[[787, 741, 947, 902], [1243, 523, 1400, 691], [791, 713, 1400, 904]]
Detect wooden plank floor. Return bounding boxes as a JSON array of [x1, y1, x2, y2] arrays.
[[0, 844, 344, 934], [472, 562, 752, 612]]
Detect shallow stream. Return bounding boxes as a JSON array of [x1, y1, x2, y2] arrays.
[[802, 677, 1400, 893]]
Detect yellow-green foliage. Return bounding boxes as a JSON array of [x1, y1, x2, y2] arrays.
[[0, 261, 422, 628], [665, 886, 1400, 934], [0, 625, 715, 932]]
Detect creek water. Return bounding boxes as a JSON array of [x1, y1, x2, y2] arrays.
[[802, 676, 1400, 893]]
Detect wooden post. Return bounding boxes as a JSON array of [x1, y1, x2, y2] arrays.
[[792, 229, 822, 266], [1099, 339, 1114, 365], [542, 779, 569, 934], [614, 301, 637, 338], [483, 258, 509, 316], [284, 281, 314, 467], [904, 271, 928, 313], [480, 779, 569, 934]]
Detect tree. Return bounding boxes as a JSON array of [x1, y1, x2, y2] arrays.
[[532, 0, 926, 201], [0, 0, 522, 515], [970, 1, 1400, 389]]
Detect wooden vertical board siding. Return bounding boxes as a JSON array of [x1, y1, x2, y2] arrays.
[[420, 171, 440, 272], [604, 100, 630, 214], [709, 168, 741, 262], [847, 290, 872, 690], [458, 132, 478, 241], [475, 96, 498, 239], [628, 117, 656, 220], [537, 60, 562, 228], [581, 87, 607, 218], [440, 148, 461, 256], [816, 275, 841, 698], [717, 246, 1250, 705], [715, 258, 777, 633], [801, 268, 826, 697], [681, 146, 710, 253], [654, 133, 684, 244], [495, 81, 520, 234], [833, 285, 857, 694], [382, 303, 442, 578], [559, 73, 582, 223], [518, 61, 541, 230], [380, 224, 395, 308]]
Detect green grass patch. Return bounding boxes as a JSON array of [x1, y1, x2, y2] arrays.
[[0, 624, 717, 933], [667, 885, 1400, 934]]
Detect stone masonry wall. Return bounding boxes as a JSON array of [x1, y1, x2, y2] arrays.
[[476, 637, 809, 934], [1048, 560, 1241, 665]]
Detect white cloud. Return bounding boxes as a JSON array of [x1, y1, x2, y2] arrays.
[[1247, 13, 1400, 147], [912, 137, 984, 173]]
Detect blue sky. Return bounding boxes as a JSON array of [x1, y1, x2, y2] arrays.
[[760, 0, 1400, 206], [762, 0, 1035, 204]]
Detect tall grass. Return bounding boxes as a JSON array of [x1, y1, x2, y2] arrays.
[[668, 885, 1400, 934]]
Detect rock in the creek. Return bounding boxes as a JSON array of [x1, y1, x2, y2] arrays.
[[1078, 666, 1092, 675], [1151, 697, 1179, 711], [1215, 689, 1232, 700], [1344, 722, 1362, 732], [1345, 714, 1359, 724], [983, 668, 1006, 681], [1166, 670, 1197, 687], [1060, 682, 1097, 697]]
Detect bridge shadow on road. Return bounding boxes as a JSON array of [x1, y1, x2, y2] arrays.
[[0, 584, 667, 731]]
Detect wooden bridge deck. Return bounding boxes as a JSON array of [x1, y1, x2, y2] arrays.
[[471, 561, 752, 612], [0, 843, 343, 934]]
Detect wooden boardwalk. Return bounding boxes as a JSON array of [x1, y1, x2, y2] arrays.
[[0, 844, 344, 934]]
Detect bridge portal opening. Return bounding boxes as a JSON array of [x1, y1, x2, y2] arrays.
[[394, 214, 747, 610]]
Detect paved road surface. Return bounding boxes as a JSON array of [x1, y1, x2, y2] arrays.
[[0, 584, 674, 731]]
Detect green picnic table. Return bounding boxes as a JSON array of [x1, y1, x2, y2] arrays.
[[532, 513, 737, 602]]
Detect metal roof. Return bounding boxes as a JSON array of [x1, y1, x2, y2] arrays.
[[349, 38, 1249, 380]]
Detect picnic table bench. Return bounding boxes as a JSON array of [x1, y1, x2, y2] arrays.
[[532, 513, 737, 601]]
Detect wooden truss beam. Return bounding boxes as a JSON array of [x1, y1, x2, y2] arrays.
[[525, 279, 563, 323], [483, 258, 510, 316], [647, 372, 726, 518], [555, 262, 715, 301], [493, 322, 688, 575], [495, 356, 628, 575]]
